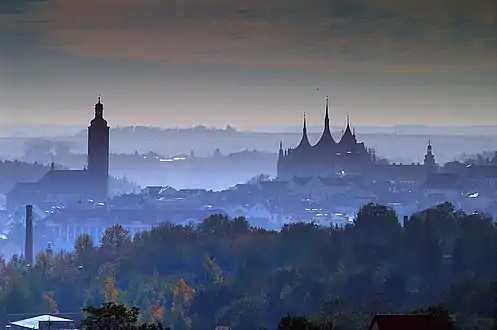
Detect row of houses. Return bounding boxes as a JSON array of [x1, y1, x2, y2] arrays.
[[2, 165, 497, 258]]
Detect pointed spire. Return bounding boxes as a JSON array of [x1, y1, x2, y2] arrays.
[[339, 111, 355, 145], [325, 96, 330, 122], [315, 95, 336, 147], [296, 112, 311, 150], [323, 96, 330, 133], [303, 112, 307, 134]]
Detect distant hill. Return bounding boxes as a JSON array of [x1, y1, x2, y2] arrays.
[[2, 124, 497, 137], [1, 125, 497, 165]]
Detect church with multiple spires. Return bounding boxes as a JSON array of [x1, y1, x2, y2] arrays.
[[277, 96, 436, 180]]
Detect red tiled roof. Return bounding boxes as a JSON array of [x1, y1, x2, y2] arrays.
[[370, 314, 454, 330]]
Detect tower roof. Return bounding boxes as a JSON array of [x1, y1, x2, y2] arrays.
[[314, 96, 336, 148], [91, 95, 108, 126], [296, 112, 311, 150], [339, 113, 356, 145]]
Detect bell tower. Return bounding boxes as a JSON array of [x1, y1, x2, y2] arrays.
[[424, 140, 436, 173], [87, 96, 110, 199]]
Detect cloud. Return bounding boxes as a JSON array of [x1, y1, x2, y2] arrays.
[[7, 0, 497, 73]]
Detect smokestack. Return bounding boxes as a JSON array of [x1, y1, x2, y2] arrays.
[[25, 205, 34, 266]]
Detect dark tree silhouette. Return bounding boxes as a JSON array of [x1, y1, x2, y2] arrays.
[[83, 302, 168, 330]]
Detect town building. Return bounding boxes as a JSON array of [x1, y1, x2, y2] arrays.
[[6, 97, 110, 210]]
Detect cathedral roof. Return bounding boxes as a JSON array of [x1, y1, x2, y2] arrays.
[[314, 97, 336, 149], [338, 113, 358, 147], [296, 113, 311, 150]]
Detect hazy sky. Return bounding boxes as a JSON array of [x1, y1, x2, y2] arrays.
[[1, 0, 496, 129]]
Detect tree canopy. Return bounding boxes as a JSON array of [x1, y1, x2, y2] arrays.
[[0, 203, 495, 330]]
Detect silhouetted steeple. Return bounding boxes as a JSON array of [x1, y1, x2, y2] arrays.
[[324, 97, 330, 132], [315, 96, 336, 148], [278, 141, 284, 159], [296, 113, 311, 150], [339, 113, 357, 148], [88, 96, 110, 199], [95, 96, 103, 117], [424, 140, 436, 172]]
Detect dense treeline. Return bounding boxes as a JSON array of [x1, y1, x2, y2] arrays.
[[0, 202, 496, 330]]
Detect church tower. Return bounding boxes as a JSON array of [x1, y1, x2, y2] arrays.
[[424, 140, 436, 173], [88, 96, 110, 199]]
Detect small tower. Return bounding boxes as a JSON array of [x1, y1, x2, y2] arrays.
[[424, 140, 436, 172], [88, 96, 110, 200], [277, 141, 284, 178]]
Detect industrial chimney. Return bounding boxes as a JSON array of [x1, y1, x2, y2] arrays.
[[25, 205, 34, 266]]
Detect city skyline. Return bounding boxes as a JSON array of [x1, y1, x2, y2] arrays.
[[1, 0, 496, 128]]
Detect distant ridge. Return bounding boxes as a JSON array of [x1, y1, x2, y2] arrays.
[[1, 124, 497, 138]]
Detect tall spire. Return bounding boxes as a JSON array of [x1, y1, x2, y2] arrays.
[[323, 95, 332, 135], [339, 111, 355, 145], [324, 96, 330, 127], [303, 112, 307, 134], [315, 95, 336, 147], [296, 112, 311, 150]]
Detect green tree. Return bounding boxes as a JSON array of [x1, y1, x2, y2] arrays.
[[83, 302, 168, 330]]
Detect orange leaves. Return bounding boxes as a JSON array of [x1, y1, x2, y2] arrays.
[[42, 293, 59, 313], [104, 277, 119, 302], [151, 302, 165, 322], [173, 278, 195, 303]]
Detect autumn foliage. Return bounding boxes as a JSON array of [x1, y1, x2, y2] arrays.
[[0, 204, 495, 330]]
